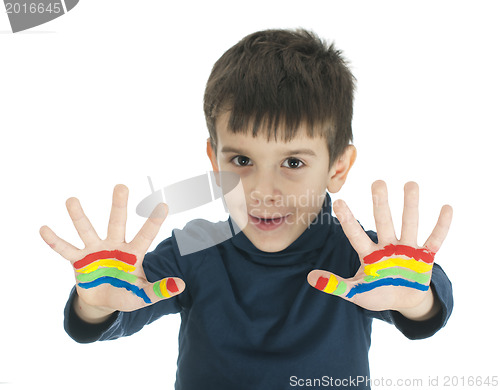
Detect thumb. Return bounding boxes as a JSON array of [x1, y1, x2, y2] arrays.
[[307, 270, 351, 298], [146, 277, 186, 304]]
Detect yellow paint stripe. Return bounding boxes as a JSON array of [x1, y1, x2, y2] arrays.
[[77, 259, 136, 274], [364, 257, 432, 277], [159, 279, 170, 298], [323, 275, 339, 294]]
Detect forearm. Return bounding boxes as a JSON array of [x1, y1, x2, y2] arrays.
[[73, 293, 116, 324], [398, 287, 441, 321]]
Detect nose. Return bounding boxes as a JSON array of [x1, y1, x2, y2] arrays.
[[248, 167, 282, 207]]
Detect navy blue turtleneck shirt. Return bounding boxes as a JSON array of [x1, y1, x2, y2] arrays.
[[64, 193, 453, 389]]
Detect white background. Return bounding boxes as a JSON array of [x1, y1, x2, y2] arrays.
[[1, 1, 499, 389]]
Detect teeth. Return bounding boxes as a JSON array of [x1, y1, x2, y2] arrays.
[[262, 217, 282, 223]]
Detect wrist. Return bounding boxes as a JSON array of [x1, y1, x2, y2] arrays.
[[73, 293, 116, 324], [398, 287, 441, 321]]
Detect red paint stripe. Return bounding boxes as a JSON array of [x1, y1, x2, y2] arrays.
[[315, 276, 329, 291], [363, 244, 435, 264], [74, 250, 137, 269], [166, 278, 179, 293]]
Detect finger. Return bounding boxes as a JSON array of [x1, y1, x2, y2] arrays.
[[400, 181, 419, 245], [422, 205, 453, 253], [129, 203, 169, 255], [66, 197, 101, 246], [333, 199, 375, 259], [307, 270, 353, 300], [39, 225, 81, 262], [145, 277, 185, 304], [371, 180, 396, 244], [107, 184, 129, 243]]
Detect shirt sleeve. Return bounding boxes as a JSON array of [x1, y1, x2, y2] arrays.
[[63, 233, 187, 344]]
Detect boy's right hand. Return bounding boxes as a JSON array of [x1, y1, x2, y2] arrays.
[[40, 184, 185, 319]]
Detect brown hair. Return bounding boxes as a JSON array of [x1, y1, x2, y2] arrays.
[[204, 28, 355, 168]]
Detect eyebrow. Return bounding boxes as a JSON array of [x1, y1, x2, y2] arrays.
[[220, 146, 317, 157]]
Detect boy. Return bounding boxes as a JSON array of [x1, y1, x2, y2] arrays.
[[40, 29, 453, 389]]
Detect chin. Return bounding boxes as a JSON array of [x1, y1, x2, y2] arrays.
[[254, 240, 290, 253], [239, 211, 311, 253], [243, 228, 297, 253]]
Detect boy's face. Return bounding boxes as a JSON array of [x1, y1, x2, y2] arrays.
[[207, 112, 355, 253]]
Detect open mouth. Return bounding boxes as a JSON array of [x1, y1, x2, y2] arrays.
[[249, 214, 288, 231]]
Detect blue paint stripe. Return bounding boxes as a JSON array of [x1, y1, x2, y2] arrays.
[[78, 276, 151, 304], [346, 278, 429, 299]]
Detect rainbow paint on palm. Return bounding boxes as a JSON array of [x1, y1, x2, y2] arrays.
[[74, 250, 152, 304], [314, 244, 435, 298], [73, 250, 137, 269], [363, 257, 432, 277], [346, 244, 435, 298], [363, 244, 435, 264], [76, 259, 136, 274]]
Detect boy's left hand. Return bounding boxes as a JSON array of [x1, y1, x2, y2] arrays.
[[307, 181, 453, 320]]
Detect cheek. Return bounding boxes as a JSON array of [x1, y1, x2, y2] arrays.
[[285, 184, 326, 210], [221, 175, 249, 230]]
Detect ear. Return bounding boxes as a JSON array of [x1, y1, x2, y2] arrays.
[[327, 145, 357, 193], [206, 138, 219, 173]]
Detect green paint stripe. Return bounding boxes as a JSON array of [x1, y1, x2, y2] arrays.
[[333, 281, 347, 296], [153, 281, 163, 298], [363, 267, 430, 284], [76, 267, 137, 284]]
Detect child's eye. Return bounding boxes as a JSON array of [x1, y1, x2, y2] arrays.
[[282, 158, 304, 169], [231, 155, 252, 167]]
